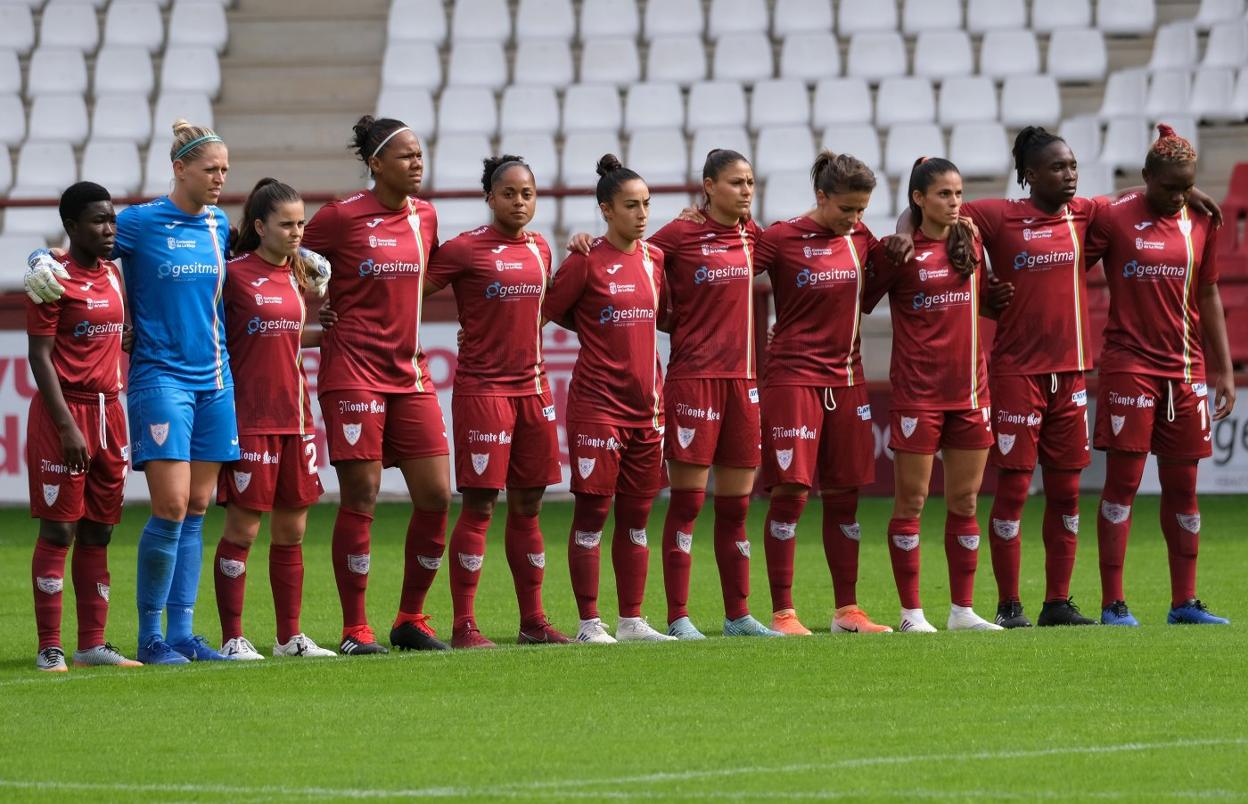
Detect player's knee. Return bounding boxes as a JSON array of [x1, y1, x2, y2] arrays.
[[150, 495, 189, 522], [893, 490, 927, 519], [946, 490, 978, 518], [462, 488, 498, 517], [38, 520, 75, 548], [415, 484, 452, 512], [76, 521, 112, 547], [508, 487, 544, 517], [341, 479, 379, 512]]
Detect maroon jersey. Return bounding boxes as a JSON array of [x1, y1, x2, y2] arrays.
[[425, 224, 553, 397], [962, 196, 1104, 376], [864, 232, 989, 410], [1085, 193, 1218, 382], [541, 237, 665, 428], [26, 255, 124, 395], [647, 215, 764, 380], [754, 216, 878, 388], [222, 252, 314, 436], [302, 190, 440, 395]]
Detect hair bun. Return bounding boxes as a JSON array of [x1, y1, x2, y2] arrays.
[[1156, 123, 1177, 139], [596, 153, 624, 178]]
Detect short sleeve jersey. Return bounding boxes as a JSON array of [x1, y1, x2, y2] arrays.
[[541, 238, 665, 428], [302, 190, 440, 395], [753, 216, 877, 388], [647, 216, 764, 381], [425, 225, 553, 397], [114, 196, 232, 391], [1085, 193, 1219, 382], [26, 255, 125, 395], [864, 232, 989, 410], [222, 252, 314, 436], [962, 196, 1104, 376]]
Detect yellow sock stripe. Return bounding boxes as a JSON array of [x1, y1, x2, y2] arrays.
[[1179, 206, 1197, 383], [526, 234, 548, 395], [843, 235, 863, 387], [739, 224, 755, 379], [407, 201, 427, 392], [640, 241, 662, 429], [1063, 207, 1086, 372]]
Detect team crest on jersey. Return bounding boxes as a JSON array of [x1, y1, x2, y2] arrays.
[[900, 416, 918, 438], [1111, 415, 1126, 436], [840, 522, 861, 541], [577, 457, 596, 479], [458, 553, 484, 572], [471, 453, 490, 475], [343, 422, 362, 446], [97, 582, 110, 601], [416, 555, 441, 570], [891, 534, 920, 552], [775, 448, 794, 470], [992, 518, 1020, 540], [1062, 514, 1080, 534], [957, 534, 980, 551], [347, 553, 371, 574], [218, 558, 246, 579], [1100, 501, 1131, 524], [574, 529, 602, 549], [36, 576, 63, 595], [676, 531, 692, 553], [42, 484, 60, 507], [996, 433, 1016, 455], [629, 528, 648, 546], [149, 422, 170, 447], [233, 471, 252, 493], [736, 540, 752, 558], [527, 552, 546, 568], [677, 427, 696, 449], [769, 521, 796, 541], [1177, 513, 1201, 533]]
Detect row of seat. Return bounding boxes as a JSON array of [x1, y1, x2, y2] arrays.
[[2, 44, 220, 98], [1101, 66, 1248, 122], [0, 0, 228, 56], [0, 89, 212, 146]]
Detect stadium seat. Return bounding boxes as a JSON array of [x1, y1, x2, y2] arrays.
[[749, 78, 811, 130], [152, 92, 213, 131], [450, 0, 511, 41], [937, 76, 998, 125], [0, 51, 18, 95], [1099, 117, 1150, 171], [498, 132, 558, 188], [1058, 114, 1103, 161], [437, 87, 498, 137], [513, 40, 573, 87], [1078, 160, 1117, 198], [28, 94, 88, 145], [902, 0, 962, 34], [821, 124, 881, 172], [1234, 69, 1248, 118], [846, 32, 907, 82], [1098, 69, 1149, 118], [647, 36, 707, 85], [707, 0, 768, 40], [81, 139, 141, 195], [778, 33, 840, 83], [431, 133, 491, 190], [876, 77, 935, 127], [1202, 20, 1248, 68], [143, 136, 173, 195], [1146, 71, 1193, 119], [446, 41, 507, 89], [1164, 115, 1200, 150], [1000, 75, 1061, 127], [388, 0, 448, 44], [1031, 0, 1092, 33], [626, 128, 689, 184], [26, 48, 88, 96], [979, 30, 1040, 79], [559, 195, 606, 236], [0, 94, 25, 146], [92, 93, 152, 144], [763, 169, 812, 223], [754, 125, 815, 180], [500, 85, 559, 134], [712, 33, 773, 83], [884, 123, 945, 177], [912, 30, 974, 80], [381, 42, 442, 90], [0, 234, 47, 270], [838, 0, 898, 33], [579, 0, 639, 40], [644, 0, 703, 40], [1148, 22, 1198, 71], [688, 127, 752, 179], [687, 80, 747, 132], [1047, 30, 1108, 82], [0, 6, 35, 56], [1194, 0, 1246, 30], [515, 0, 574, 41], [772, 0, 832, 37], [579, 38, 640, 87], [649, 192, 694, 227], [15, 140, 76, 191], [161, 47, 221, 98], [103, 1, 163, 52], [167, 1, 227, 53], [1004, 173, 1029, 199], [1096, 0, 1156, 34], [436, 199, 491, 242], [965, 0, 1026, 33], [4, 187, 64, 238], [93, 46, 153, 96], [949, 122, 1009, 177], [561, 130, 621, 187], [561, 84, 621, 133], [40, 1, 99, 54], [625, 82, 684, 132], [375, 87, 436, 139], [813, 78, 873, 127]]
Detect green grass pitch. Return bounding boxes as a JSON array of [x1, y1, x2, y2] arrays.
[[0, 495, 1245, 802]]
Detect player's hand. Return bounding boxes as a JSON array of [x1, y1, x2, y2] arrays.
[[24, 249, 70, 304], [1212, 375, 1236, 421], [984, 275, 1015, 311], [565, 232, 594, 255], [1188, 188, 1223, 228], [676, 205, 706, 224], [299, 247, 331, 297], [58, 424, 90, 474], [121, 323, 134, 353], [883, 233, 914, 265], [318, 302, 338, 329]]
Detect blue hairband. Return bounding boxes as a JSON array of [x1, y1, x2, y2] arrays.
[[172, 134, 224, 162]]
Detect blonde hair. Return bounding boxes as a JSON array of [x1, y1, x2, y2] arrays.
[[169, 118, 224, 163]]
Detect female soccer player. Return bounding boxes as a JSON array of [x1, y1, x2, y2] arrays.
[[27, 182, 139, 671], [301, 116, 452, 655], [212, 178, 336, 659], [1088, 125, 1234, 626], [750, 150, 892, 636], [863, 158, 1002, 633], [423, 155, 568, 648], [541, 154, 675, 644]]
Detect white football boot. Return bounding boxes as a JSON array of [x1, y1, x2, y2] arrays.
[[947, 605, 1005, 631], [899, 607, 938, 633], [616, 616, 677, 642], [575, 617, 617, 644]]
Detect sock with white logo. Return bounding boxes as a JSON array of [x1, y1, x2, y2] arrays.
[[331, 507, 373, 632], [71, 542, 110, 650], [661, 489, 705, 624], [32, 538, 69, 650], [763, 493, 808, 612], [397, 508, 448, 623], [713, 494, 752, 620], [987, 470, 1030, 604], [1097, 451, 1146, 607], [944, 512, 980, 608], [213, 537, 250, 643], [887, 517, 922, 610], [612, 493, 654, 619], [1158, 461, 1200, 608], [504, 509, 546, 630], [822, 490, 861, 608], [270, 543, 304, 644], [136, 516, 182, 644], [569, 493, 612, 620], [165, 513, 205, 645], [449, 507, 491, 632], [1040, 469, 1081, 603]]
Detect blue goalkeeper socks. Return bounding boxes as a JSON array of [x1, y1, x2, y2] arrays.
[[136, 516, 183, 645], [165, 513, 205, 645]]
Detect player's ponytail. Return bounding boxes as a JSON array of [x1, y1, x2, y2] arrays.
[[594, 153, 643, 205], [907, 157, 977, 277], [235, 177, 309, 290], [810, 149, 876, 197], [1011, 126, 1064, 189]]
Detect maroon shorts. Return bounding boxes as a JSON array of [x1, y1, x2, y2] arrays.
[[989, 372, 1091, 471], [760, 384, 875, 491], [27, 393, 128, 524], [1094, 373, 1213, 460], [567, 420, 665, 497], [663, 377, 761, 468], [452, 392, 562, 491], [890, 407, 993, 454], [218, 433, 324, 511], [320, 389, 449, 466]]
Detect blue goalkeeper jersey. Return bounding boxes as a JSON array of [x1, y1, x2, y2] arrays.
[[115, 196, 233, 391]]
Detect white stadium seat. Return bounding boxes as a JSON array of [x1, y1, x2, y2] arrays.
[[382, 42, 441, 90], [813, 77, 872, 127], [712, 32, 773, 83], [1164, 115, 1200, 150], [40, 1, 99, 53], [949, 122, 1009, 177], [161, 47, 221, 97], [688, 80, 747, 132], [1203, 20, 1248, 68], [375, 87, 435, 139], [500, 85, 559, 134], [647, 36, 707, 85], [432, 133, 491, 190], [937, 76, 998, 125], [821, 124, 881, 171], [0, 235, 49, 270], [1058, 114, 1103, 161], [846, 32, 906, 82], [103, 1, 164, 52], [1099, 69, 1149, 118], [750, 78, 811, 130], [152, 91, 213, 131], [1194, 0, 1246, 31], [1031, 0, 1092, 33], [708, 0, 768, 40], [979, 30, 1040, 80], [1233, 70, 1248, 119], [965, 0, 1026, 33], [167, 1, 227, 53], [754, 125, 815, 179], [0, 52, 19, 95], [27, 48, 88, 96], [1097, 0, 1156, 35], [513, 40, 573, 87], [143, 135, 173, 195], [516, 0, 573, 41], [912, 30, 973, 80], [579, 38, 640, 87], [902, 0, 962, 34], [561, 84, 621, 133], [688, 127, 751, 179], [648, 192, 694, 227], [884, 123, 945, 177], [1077, 161, 1117, 198], [579, 0, 639, 40], [644, 0, 703, 40], [91, 93, 152, 144], [561, 130, 621, 187], [436, 199, 490, 242], [1047, 30, 1108, 83], [4, 187, 65, 238], [437, 86, 498, 137], [16, 141, 76, 191], [0, 6, 35, 56], [625, 82, 684, 132], [1148, 22, 1198, 71], [388, 0, 447, 44], [1001, 75, 1061, 127], [838, 0, 898, 34], [626, 128, 688, 184], [93, 46, 153, 96], [450, 0, 511, 42], [1189, 67, 1239, 121], [762, 169, 812, 224], [772, 0, 832, 37], [560, 195, 606, 237], [876, 77, 935, 127], [498, 132, 558, 188], [778, 33, 840, 83], [1099, 117, 1150, 171], [28, 94, 89, 145], [81, 139, 141, 194], [446, 41, 507, 89], [1145, 71, 1192, 119]]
